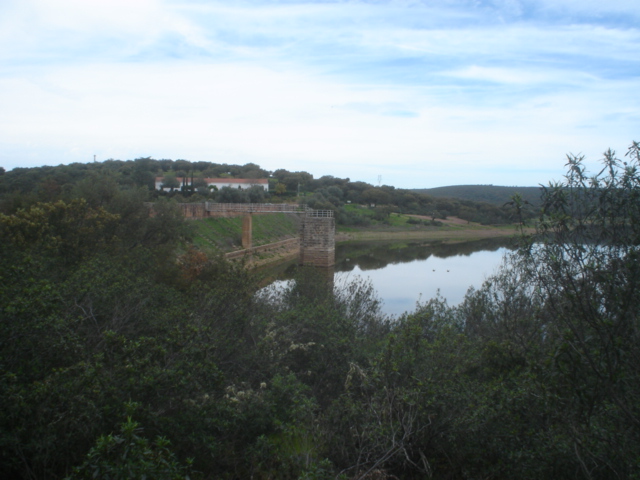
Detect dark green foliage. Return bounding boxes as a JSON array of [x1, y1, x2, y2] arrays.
[[216, 186, 250, 203], [415, 184, 543, 206], [337, 207, 372, 226], [511, 145, 640, 478], [2, 142, 640, 479], [0, 158, 272, 210], [66, 417, 196, 480], [161, 171, 180, 191]]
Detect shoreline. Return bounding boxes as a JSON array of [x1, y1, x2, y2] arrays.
[[229, 224, 530, 269], [335, 227, 527, 243]]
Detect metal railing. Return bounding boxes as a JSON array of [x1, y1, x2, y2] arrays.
[[166, 202, 333, 218], [204, 202, 310, 213], [307, 210, 334, 218]]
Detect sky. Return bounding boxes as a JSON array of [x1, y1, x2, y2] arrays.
[[0, 0, 638, 188]]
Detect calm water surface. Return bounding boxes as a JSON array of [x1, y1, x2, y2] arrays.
[[263, 238, 517, 317]]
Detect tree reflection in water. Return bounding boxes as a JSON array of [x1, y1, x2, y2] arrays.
[[335, 237, 515, 272], [262, 237, 517, 317]]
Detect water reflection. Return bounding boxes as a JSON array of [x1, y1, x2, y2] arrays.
[[336, 238, 516, 316], [259, 237, 517, 317], [336, 237, 515, 272]]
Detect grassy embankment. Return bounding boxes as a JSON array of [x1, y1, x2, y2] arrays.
[[190, 205, 527, 263], [190, 213, 300, 260]]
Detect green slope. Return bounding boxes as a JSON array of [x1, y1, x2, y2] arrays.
[[191, 213, 300, 254]]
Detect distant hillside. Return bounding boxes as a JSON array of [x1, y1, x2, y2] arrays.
[[0, 158, 534, 225], [412, 185, 543, 206]]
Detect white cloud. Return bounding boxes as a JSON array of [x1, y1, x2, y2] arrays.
[[535, 0, 640, 18], [0, 0, 215, 62], [31, 0, 163, 33], [3, 57, 635, 185], [0, 0, 638, 187], [441, 65, 587, 85]]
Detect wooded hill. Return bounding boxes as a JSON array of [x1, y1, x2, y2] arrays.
[[0, 158, 535, 225], [412, 184, 543, 206]]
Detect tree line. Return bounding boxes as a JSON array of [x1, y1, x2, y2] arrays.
[[0, 157, 534, 226], [413, 184, 543, 207]]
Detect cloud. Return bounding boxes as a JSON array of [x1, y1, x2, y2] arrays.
[[441, 65, 598, 86], [0, 0, 638, 188], [337, 102, 419, 118], [0, 0, 214, 64]]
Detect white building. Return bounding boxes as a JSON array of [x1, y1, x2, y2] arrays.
[[155, 177, 269, 192]]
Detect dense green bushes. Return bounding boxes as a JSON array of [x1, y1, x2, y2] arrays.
[[1, 142, 639, 478]]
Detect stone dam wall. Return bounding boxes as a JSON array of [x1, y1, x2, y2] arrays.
[[147, 202, 335, 267], [299, 216, 335, 267]]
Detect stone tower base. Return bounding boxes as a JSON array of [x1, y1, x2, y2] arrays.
[[300, 215, 335, 267]]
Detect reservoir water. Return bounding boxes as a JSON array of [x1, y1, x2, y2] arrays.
[[263, 237, 517, 317]]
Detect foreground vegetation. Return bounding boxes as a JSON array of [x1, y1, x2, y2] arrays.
[[1, 143, 639, 479]]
